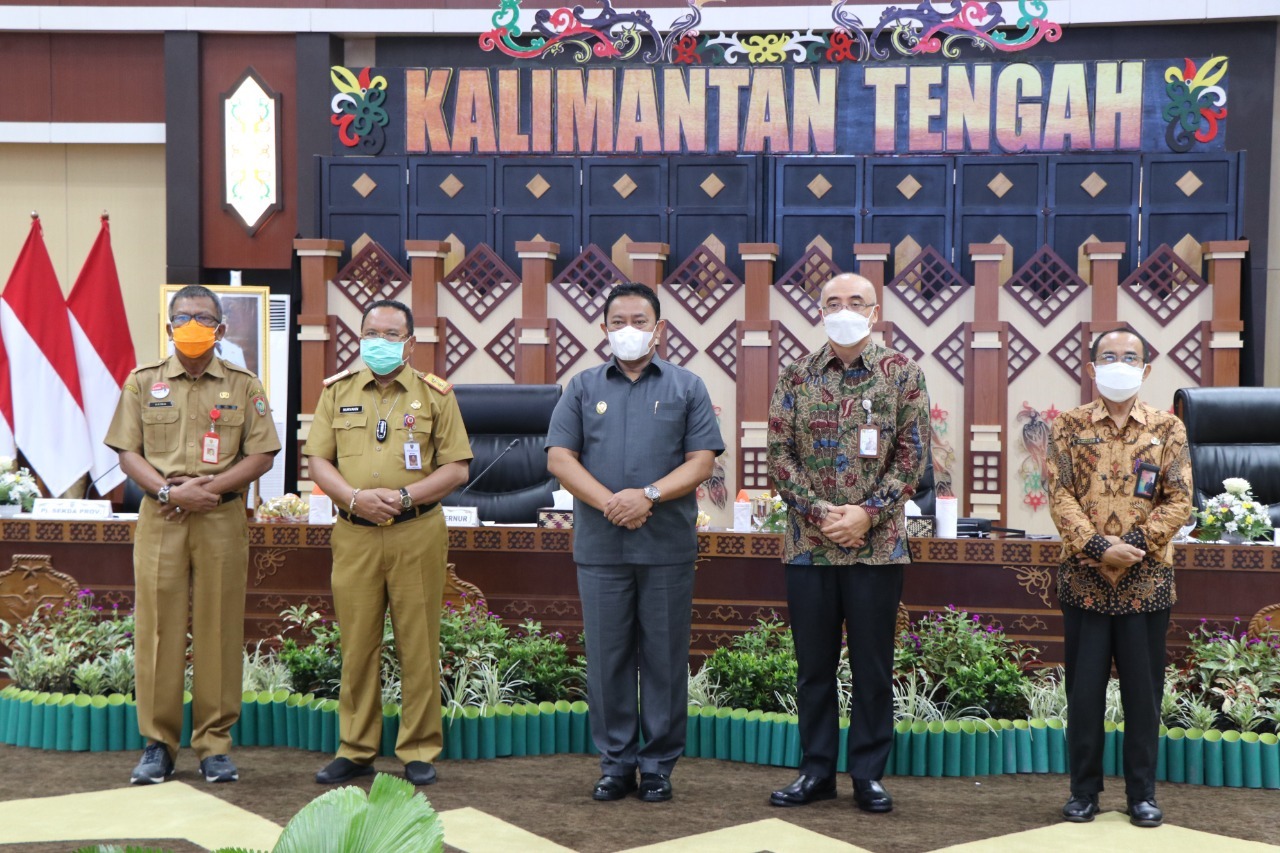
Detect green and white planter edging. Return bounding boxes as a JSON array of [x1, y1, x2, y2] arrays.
[[2, 686, 1278, 789]]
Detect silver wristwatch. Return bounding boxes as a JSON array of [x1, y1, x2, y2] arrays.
[[643, 485, 661, 504], [156, 485, 172, 506], [399, 487, 413, 510]]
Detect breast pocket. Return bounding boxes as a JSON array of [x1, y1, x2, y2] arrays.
[[141, 409, 181, 453], [335, 415, 368, 458], [218, 410, 245, 453]]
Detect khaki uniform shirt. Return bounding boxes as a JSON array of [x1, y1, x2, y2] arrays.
[[302, 365, 472, 490], [1047, 399, 1194, 615], [767, 342, 931, 566], [105, 355, 281, 476]]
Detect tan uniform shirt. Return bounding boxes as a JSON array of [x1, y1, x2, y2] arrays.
[[105, 355, 281, 475], [302, 365, 472, 490]]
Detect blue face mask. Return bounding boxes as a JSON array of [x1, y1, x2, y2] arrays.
[[360, 338, 406, 375]]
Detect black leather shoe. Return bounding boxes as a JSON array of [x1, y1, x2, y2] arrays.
[[1061, 794, 1100, 822], [639, 772, 673, 802], [852, 778, 893, 813], [1127, 798, 1163, 828], [315, 757, 375, 785], [404, 761, 437, 786], [592, 773, 638, 801], [769, 774, 837, 807]]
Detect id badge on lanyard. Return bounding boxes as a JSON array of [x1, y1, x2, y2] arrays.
[[202, 408, 221, 464]]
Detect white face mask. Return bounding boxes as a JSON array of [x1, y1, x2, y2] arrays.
[[1093, 362, 1146, 403], [608, 325, 655, 362], [823, 309, 872, 347]]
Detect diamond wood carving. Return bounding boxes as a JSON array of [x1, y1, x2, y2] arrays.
[[1007, 246, 1086, 326], [486, 321, 518, 378], [333, 240, 410, 310], [887, 246, 968, 326], [661, 321, 697, 368], [1169, 324, 1205, 382], [1050, 326, 1085, 380], [443, 319, 477, 375], [707, 321, 740, 378], [933, 324, 967, 384], [886, 328, 924, 364], [1120, 244, 1207, 323], [663, 246, 743, 324], [1007, 326, 1040, 383], [443, 245, 520, 321], [553, 325, 587, 379], [774, 247, 842, 325], [334, 316, 360, 372], [777, 323, 809, 369], [552, 245, 628, 322]]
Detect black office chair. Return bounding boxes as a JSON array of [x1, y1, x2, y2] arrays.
[[1173, 386, 1280, 527], [442, 384, 562, 524]]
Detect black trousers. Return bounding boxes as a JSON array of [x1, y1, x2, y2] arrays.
[[787, 562, 903, 779], [1062, 603, 1170, 801]]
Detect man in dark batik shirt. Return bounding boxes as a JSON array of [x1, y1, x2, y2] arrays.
[[766, 273, 930, 813], [1048, 327, 1193, 829]]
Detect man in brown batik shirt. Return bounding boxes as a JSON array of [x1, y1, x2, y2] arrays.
[[1047, 327, 1193, 829]]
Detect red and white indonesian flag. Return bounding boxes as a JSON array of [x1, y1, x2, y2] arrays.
[[0, 331, 14, 458], [0, 216, 92, 496], [68, 216, 135, 494]]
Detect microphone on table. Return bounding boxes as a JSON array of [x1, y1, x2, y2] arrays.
[[457, 438, 520, 498], [87, 463, 122, 497]]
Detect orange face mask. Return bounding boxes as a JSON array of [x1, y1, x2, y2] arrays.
[[171, 321, 218, 358]]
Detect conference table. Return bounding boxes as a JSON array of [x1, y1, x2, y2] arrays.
[[2, 517, 1277, 667]]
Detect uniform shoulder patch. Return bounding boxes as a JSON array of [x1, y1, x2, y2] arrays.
[[223, 359, 255, 376], [323, 369, 352, 387], [422, 372, 453, 395]]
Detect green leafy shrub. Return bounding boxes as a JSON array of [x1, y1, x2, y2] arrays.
[[276, 604, 343, 698], [698, 617, 797, 713], [0, 589, 134, 694], [496, 620, 584, 704]]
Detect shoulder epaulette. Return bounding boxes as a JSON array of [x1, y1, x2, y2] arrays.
[[222, 359, 255, 376], [323, 369, 353, 387], [133, 357, 168, 373], [422, 372, 453, 395]]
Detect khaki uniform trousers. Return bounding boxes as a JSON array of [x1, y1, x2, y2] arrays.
[[331, 508, 446, 764], [133, 496, 249, 760]]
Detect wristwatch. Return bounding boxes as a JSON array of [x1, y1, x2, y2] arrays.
[[399, 487, 414, 510], [156, 485, 172, 506], [643, 485, 661, 504]]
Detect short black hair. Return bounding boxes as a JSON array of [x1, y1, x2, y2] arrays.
[[362, 299, 414, 335], [169, 285, 222, 321], [602, 282, 661, 321], [1090, 326, 1151, 363]]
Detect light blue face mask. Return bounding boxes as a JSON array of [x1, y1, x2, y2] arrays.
[[360, 337, 406, 375]]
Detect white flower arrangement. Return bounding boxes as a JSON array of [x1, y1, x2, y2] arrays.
[[0, 456, 40, 512], [1195, 478, 1274, 543]]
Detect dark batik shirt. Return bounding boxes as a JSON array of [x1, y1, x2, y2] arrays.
[[767, 342, 930, 566], [1047, 399, 1194, 615]]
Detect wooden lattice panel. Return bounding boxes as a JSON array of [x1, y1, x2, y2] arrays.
[[1121, 244, 1208, 323], [551, 245, 627, 322], [1050, 325, 1085, 381], [774, 247, 842, 325], [662, 321, 697, 368], [741, 447, 770, 491], [442, 319, 476, 376], [662, 246, 743, 324], [1006, 246, 1087, 327], [707, 321, 740, 378], [886, 328, 924, 364], [333, 241, 409, 310], [777, 323, 810, 369], [486, 320, 517, 379], [933, 325, 967, 384], [887, 247, 969, 326], [1007, 326, 1039, 383], [970, 451, 1002, 494], [1170, 324, 1205, 382], [334, 316, 360, 372], [553, 325, 587, 379], [443, 245, 520, 321]]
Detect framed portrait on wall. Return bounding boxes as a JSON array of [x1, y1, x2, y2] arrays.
[[159, 284, 272, 395]]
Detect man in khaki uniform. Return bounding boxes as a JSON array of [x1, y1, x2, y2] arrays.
[[106, 285, 280, 785], [304, 299, 471, 786]]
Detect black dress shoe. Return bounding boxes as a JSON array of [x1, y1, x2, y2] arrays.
[[770, 774, 837, 807], [852, 778, 893, 813], [1127, 798, 1163, 828], [639, 772, 673, 802], [315, 757, 375, 785], [404, 761, 437, 786], [592, 773, 638, 801], [1061, 794, 1100, 822]]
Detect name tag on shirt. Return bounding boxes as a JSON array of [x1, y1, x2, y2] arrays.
[[857, 425, 880, 458], [1073, 437, 1102, 445], [404, 441, 422, 470], [147, 401, 173, 408], [201, 431, 220, 464], [340, 405, 364, 414]]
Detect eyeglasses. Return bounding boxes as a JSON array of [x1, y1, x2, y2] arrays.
[[1096, 353, 1144, 366], [170, 313, 221, 328], [360, 330, 411, 342], [821, 301, 876, 315]]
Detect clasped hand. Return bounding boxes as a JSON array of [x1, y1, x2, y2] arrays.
[[1079, 534, 1145, 570], [351, 488, 405, 525], [159, 475, 219, 521], [604, 488, 653, 530], [820, 504, 871, 549]]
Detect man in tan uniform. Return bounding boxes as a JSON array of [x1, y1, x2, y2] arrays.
[[106, 285, 280, 785], [303, 298, 471, 786]]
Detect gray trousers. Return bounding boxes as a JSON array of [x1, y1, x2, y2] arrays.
[[577, 561, 695, 777]]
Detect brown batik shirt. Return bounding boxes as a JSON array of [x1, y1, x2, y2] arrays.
[[767, 342, 930, 566], [1047, 399, 1193, 615]]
